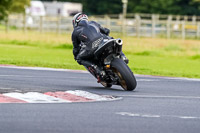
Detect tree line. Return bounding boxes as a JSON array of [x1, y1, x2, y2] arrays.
[[1, 0, 200, 21], [43, 0, 200, 15]]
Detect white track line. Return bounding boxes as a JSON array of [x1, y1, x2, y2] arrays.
[[0, 65, 88, 73], [118, 94, 200, 100], [137, 79, 159, 81], [116, 112, 200, 120], [0, 75, 93, 80], [0, 75, 49, 78], [1, 65, 200, 81], [135, 74, 200, 81]]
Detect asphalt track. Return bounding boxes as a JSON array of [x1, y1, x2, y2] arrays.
[[0, 66, 200, 133]]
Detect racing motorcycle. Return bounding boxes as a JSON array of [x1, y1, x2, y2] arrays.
[[85, 38, 137, 91]]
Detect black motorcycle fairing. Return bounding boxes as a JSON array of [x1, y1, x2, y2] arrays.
[[94, 39, 115, 58]]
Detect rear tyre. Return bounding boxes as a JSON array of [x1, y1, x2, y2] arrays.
[[111, 58, 137, 91]]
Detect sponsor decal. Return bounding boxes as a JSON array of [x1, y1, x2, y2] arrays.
[[92, 37, 103, 49]]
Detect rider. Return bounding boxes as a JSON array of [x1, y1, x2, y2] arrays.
[[71, 13, 128, 81]]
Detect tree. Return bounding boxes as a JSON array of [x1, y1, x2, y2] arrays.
[[0, 0, 11, 20], [0, 0, 30, 20], [128, 0, 176, 14]]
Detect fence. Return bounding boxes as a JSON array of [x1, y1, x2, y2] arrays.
[[2, 13, 200, 39]]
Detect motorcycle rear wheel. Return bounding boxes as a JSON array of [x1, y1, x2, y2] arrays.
[[111, 58, 137, 91]]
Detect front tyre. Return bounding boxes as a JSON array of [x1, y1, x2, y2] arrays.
[[111, 58, 137, 91]]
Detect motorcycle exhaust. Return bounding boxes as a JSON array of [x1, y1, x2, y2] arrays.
[[115, 38, 123, 54], [116, 38, 123, 45]]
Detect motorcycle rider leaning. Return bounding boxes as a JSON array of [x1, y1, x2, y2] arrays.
[[71, 13, 128, 81]]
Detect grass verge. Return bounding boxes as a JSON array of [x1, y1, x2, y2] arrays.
[[0, 30, 200, 78]]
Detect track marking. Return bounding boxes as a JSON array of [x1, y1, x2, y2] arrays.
[[44, 91, 93, 102], [0, 75, 49, 78], [0, 65, 88, 73], [1, 65, 200, 81], [137, 79, 159, 81], [66, 90, 117, 101], [136, 74, 200, 81], [0, 94, 27, 103], [0, 90, 120, 103], [118, 94, 200, 100], [0, 75, 94, 80], [116, 112, 200, 120], [3, 92, 70, 103]]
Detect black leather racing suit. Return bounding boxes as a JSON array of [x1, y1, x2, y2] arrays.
[[71, 20, 110, 68]]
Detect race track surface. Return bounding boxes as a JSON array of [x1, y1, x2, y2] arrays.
[[0, 66, 200, 133]]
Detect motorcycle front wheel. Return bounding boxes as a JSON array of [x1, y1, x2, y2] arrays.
[[111, 58, 137, 91]]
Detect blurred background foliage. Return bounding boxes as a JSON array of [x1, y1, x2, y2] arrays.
[[41, 0, 200, 15], [1, 0, 200, 19], [0, 0, 30, 20]]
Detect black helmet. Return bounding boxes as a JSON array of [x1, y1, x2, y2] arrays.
[[72, 13, 88, 27]]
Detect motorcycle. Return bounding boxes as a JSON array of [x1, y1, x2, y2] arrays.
[[85, 38, 137, 91]]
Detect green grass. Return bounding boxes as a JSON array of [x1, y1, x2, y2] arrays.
[[0, 25, 5, 30], [128, 55, 200, 78], [0, 30, 200, 78], [0, 44, 83, 70]]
